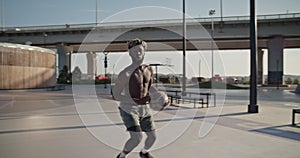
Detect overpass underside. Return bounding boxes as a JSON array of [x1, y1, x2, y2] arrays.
[[1, 14, 300, 86]]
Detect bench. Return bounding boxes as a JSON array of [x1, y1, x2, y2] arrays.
[[292, 108, 300, 125], [47, 85, 66, 91], [168, 94, 203, 108], [177, 96, 204, 108], [166, 90, 215, 108]]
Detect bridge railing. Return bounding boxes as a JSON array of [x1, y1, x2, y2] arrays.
[[197, 12, 300, 22], [2, 12, 300, 33]]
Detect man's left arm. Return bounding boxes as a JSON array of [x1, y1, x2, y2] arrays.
[[148, 66, 159, 95]]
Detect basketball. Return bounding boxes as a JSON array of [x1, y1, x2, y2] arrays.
[[149, 91, 170, 111]]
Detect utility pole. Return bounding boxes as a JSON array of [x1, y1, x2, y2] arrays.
[[103, 52, 108, 89], [182, 0, 186, 95], [248, 0, 259, 113], [209, 9, 216, 79], [96, 0, 98, 25]]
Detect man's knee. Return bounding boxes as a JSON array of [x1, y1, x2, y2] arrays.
[[146, 131, 157, 141], [130, 131, 143, 143]]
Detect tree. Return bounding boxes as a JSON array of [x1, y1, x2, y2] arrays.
[[72, 66, 82, 83], [293, 78, 299, 85], [285, 77, 292, 84], [57, 65, 71, 84]]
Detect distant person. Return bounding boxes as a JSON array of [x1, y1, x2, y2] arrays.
[[112, 38, 157, 158]]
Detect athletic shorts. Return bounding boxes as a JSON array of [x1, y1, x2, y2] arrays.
[[119, 103, 155, 132]]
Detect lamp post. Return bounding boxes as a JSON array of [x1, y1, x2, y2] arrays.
[[248, 0, 259, 113], [198, 58, 201, 78], [220, 0, 224, 32], [220, 0, 223, 22], [103, 52, 108, 89], [95, 0, 98, 25], [182, 0, 186, 94], [209, 9, 215, 79]]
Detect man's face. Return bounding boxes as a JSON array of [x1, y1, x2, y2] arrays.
[[129, 45, 145, 63]]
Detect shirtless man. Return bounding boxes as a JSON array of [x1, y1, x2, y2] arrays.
[[112, 38, 156, 158]]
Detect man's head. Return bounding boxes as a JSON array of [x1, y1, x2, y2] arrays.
[[128, 38, 147, 50], [127, 38, 147, 64]]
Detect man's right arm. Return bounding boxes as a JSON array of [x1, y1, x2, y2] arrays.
[[112, 71, 134, 104]]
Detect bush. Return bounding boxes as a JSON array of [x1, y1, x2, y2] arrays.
[[57, 65, 71, 84], [293, 79, 299, 85]]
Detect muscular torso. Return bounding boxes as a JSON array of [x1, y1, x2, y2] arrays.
[[125, 65, 153, 100]]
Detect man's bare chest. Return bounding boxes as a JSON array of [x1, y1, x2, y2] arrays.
[[129, 67, 152, 84]]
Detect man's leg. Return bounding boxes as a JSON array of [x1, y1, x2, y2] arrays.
[[144, 131, 156, 150], [139, 131, 156, 158], [118, 126, 143, 158], [123, 129, 143, 153]]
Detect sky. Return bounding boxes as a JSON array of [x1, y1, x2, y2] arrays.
[[2, 0, 300, 77]]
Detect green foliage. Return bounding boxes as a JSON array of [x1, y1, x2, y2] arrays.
[[293, 78, 299, 85], [285, 78, 292, 84], [57, 65, 71, 84]]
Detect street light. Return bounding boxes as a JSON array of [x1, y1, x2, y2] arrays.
[[220, 0, 224, 32], [182, 0, 187, 94], [248, 0, 259, 113], [103, 52, 108, 89], [209, 9, 215, 79], [198, 58, 201, 77], [95, 0, 98, 25]]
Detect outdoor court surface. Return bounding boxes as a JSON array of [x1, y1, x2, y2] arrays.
[[0, 85, 299, 158]]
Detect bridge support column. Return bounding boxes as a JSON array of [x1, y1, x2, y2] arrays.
[[257, 49, 264, 85], [56, 43, 72, 72], [86, 52, 97, 80], [267, 36, 284, 86]]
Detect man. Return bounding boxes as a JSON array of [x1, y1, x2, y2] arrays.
[[112, 38, 156, 158]]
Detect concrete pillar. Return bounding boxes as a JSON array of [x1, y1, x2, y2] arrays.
[[86, 52, 97, 80], [56, 43, 72, 72], [267, 36, 284, 85], [257, 49, 264, 85]]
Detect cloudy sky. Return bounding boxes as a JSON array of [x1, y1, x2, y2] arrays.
[[2, 0, 300, 77]]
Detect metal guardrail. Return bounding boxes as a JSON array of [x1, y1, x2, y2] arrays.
[[198, 12, 300, 22], [2, 12, 300, 33]]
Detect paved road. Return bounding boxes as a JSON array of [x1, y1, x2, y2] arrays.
[[0, 85, 299, 158]]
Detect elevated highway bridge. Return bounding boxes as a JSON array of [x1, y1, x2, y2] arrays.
[[1, 13, 300, 85]]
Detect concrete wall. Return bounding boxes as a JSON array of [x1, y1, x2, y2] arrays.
[[0, 43, 56, 89]]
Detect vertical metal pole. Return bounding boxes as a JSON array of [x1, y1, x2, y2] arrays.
[[209, 10, 215, 79], [104, 52, 108, 88], [276, 59, 279, 90], [155, 65, 158, 88], [182, 0, 186, 95], [68, 51, 72, 74], [198, 58, 201, 77], [248, 0, 259, 113], [220, 0, 223, 21], [211, 16, 214, 79], [96, 0, 98, 25], [1, 0, 4, 32]]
